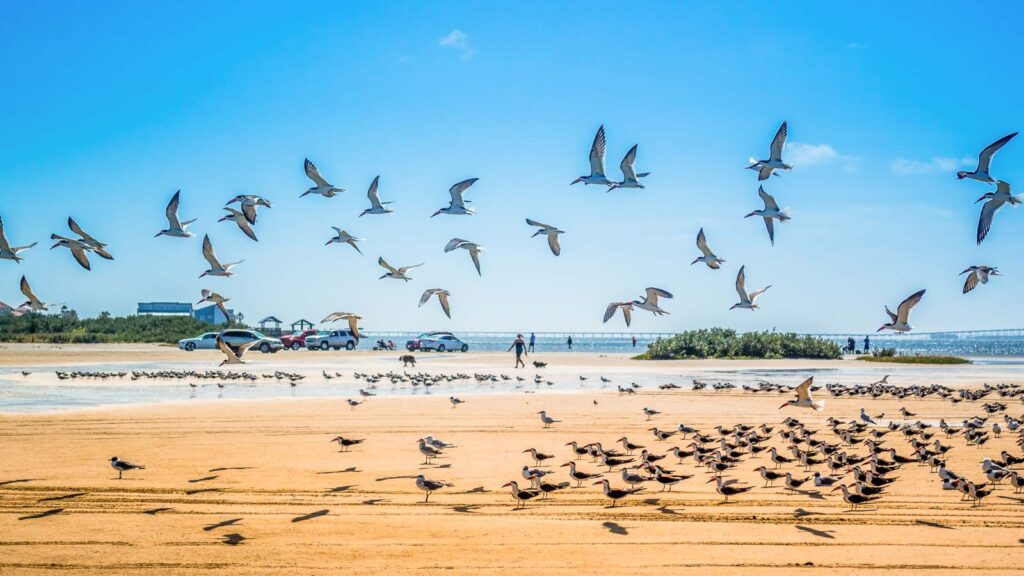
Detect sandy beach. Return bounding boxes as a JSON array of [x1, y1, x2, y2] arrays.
[[2, 345, 1024, 574]]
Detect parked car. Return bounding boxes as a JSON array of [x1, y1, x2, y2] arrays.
[[178, 332, 220, 352], [179, 329, 283, 353], [280, 329, 319, 351], [406, 332, 469, 352], [306, 329, 359, 351]]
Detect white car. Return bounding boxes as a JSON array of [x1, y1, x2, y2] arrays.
[[178, 332, 219, 352], [306, 329, 359, 351], [178, 329, 283, 353], [406, 332, 469, 352]]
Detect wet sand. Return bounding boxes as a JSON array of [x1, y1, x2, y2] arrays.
[[1, 345, 1023, 574]]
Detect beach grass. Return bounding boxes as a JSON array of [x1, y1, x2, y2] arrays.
[[858, 354, 971, 365]]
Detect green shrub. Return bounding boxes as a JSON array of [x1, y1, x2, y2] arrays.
[[636, 328, 842, 360], [0, 309, 246, 344]]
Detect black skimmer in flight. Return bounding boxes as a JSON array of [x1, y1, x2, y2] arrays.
[[877, 289, 925, 333], [779, 378, 823, 411], [745, 186, 790, 245], [431, 178, 478, 217], [216, 336, 257, 366], [0, 215, 36, 262], [218, 207, 258, 241], [326, 228, 363, 253], [199, 234, 243, 278], [301, 158, 345, 197], [746, 121, 791, 180], [572, 125, 614, 186], [957, 132, 1017, 183], [155, 190, 198, 238], [359, 176, 394, 217], [976, 180, 1021, 244], [419, 289, 452, 319], [526, 218, 564, 256], [691, 228, 725, 269], [321, 312, 362, 339], [444, 238, 484, 276], [961, 265, 999, 294], [607, 144, 650, 191], [730, 265, 770, 310], [378, 257, 421, 281]]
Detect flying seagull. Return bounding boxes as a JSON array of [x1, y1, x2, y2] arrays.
[[572, 125, 614, 186], [526, 218, 564, 256], [217, 335, 257, 366], [198, 289, 231, 321], [745, 186, 790, 245], [359, 176, 394, 217], [957, 132, 1017, 183], [444, 238, 483, 276], [326, 228, 363, 254], [218, 207, 258, 242], [976, 180, 1021, 244], [730, 265, 770, 310], [779, 377, 824, 411], [633, 287, 673, 316], [67, 217, 113, 260], [50, 234, 95, 270], [301, 158, 345, 197], [199, 234, 243, 278], [746, 121, 791, 181], [961, 266, 1000, 294], [155, 190, 198, 238], [322, 312, 362, 338], [603, 301, 634, 327], [378, 257, 421, 281], [19, 276, 53, 311], [419, 288, 452, 318], [877, 289, 925, 332], [691, 228, 725, 269], [226, 194, 271, 224], [0, 217, 36, 264], [431, 178, 478, 217], [607, 144, 650, 191]]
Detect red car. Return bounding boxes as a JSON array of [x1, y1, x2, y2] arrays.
[[280, 329, 319, 351]]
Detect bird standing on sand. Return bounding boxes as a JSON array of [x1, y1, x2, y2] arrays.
[[594, 478, 644, 507], [877, 289, 925, 333], [691, 228, 724, 269], [526, 218, 564, 256], [730, 266, 770, 311], [745, 186, 790, 245], [326, 228, 363, 254], [572, 125, 614, 186], [632, 287, 673, 317], [957, 132, 1017, 183], [746, 121, 791, 180], [198, 289, 231, 321], [225, 195, 271, 224], [378, 257, 422, 281], [431, 178, 478, 217], [607, 144, 650, 191], [832, 483, 879, 510], [218, 207, 258, 241], [155, 190, 198, 238], [419, 288, 452, 319], [321, 312, 362, 339], [199, 235, 243, 278], [330, 436, 365, 452], [976, 180, 1022, 245], [708, 476, 753, 502], [418, 438, 443, 464], [18, 276, 53, 311], [110, 456, 145, 479], [961, 265, 1000, 294], [444, 238, 484, 276], [538, 411, 560, 429], [0, 216, 36, 263], [502, 481, 541, 508], [779, 377, 824, 411], [415, 474, 452, 503], [301, 158, 345, 197], [216, 335, 257, 366], [359, 176, 394, 217], [603, 301, 634, 327], [449, 396, 464, 408]]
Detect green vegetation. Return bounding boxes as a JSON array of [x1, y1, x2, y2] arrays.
[[858, 347, 969, 364], [636, 328, 842, 360], [0, 309, 246, 344]]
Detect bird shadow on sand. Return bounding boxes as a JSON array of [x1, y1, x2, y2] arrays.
[[792, 489, 825, 500], [642, 498, 660, 506], [37, 492, 88, 503], [0, 479, 37, 486], [453, 504, 481, 513], [915, 519, 954, 529], [204, 518, 243, 531], [793, 507, 822, 518], [185, 488, 221, 496], [208, 467, 255, 473], [292, 509, 330, 523], [656, 505, 679, 515], [361, 499, 387, 506], [998, 495, 1024, 504], [327, 485, 355, 494], [602, 521, 629, 535], [189, 476, 219, 483], [376, 475, 417, 482], [143, 507, 173, 515], [462, 486, 488, 494], [19, 508, 63, 521], [222, 533, 247, 545], [316, 467, 359, 475], [795, 525, 835, 539]]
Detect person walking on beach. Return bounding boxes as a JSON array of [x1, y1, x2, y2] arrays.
[[631, 335, 637, 348], [566, 335, 573, 350], [509, 334, 527, 368], [528, 332, 536, 353], [863, 335, 870, 353]]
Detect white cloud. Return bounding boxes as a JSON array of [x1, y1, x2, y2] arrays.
[[889, 156, 973, 175], [785, 142, 860, 172], [438, 29, 475, 60]]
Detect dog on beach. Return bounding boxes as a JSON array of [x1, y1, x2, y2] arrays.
[[400, 354, 417, 367], [533, 361, 547, 368]]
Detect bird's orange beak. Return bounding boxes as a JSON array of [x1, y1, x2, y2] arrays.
[[592, 481, 603, 486], [560, 463, 569, 468], [779, 403, 789, 410], [705, 478, 716, 484]]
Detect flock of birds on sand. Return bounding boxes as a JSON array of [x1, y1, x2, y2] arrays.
[[3, 124, 1020, 343]]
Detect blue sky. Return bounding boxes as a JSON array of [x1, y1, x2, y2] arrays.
[[1, 2, 1022, 333]]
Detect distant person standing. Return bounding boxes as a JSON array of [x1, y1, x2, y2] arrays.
[[847, 337, 855, 354], [508, 334, 527, 368], [864, 335, 870, 353], [528, 332, 536, 353], [632, 335, 637, 348], [566, 335, 573, 350]]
